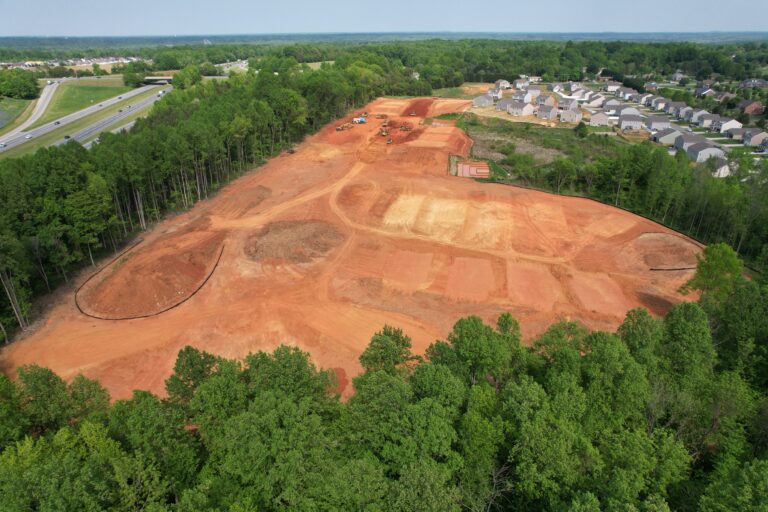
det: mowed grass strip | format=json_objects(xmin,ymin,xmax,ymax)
[
  {"xmin": 1, "ymin": 87, "xmax": 160, "ymax": 160},
  {"xmin": 0, "ymin": 98, "xmax": 33, "ymax": 135},
  {"xmin": 30, "ymin": 77, "xmax": 131, "ymax": 129}
]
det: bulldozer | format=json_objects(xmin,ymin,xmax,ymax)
[
  {"xmin": 379, "ymin": 127, "xmax": 389, "ymax": 137},
  {"xmin": 400, "ymin": 122, "xmax": 413, "ymax": 132},
  {"xmin": 336, "ymin": 123, "xmax": 354, "ymax": 132}
]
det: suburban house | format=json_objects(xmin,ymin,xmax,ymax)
[
  {"xmin": 619, "ymin": 115, "xmax": 644, "ymax": 130},
  {"xmin": 695, "ymin": 87, "xmax": 716, "ymax": 98},
  {"xmin": 652, "ymin": 98, "xmax": 670, "ymax": 111},
  {"xmin": 675, "ymin": 133, "xmax": 708, "ymax": 151},
  {"xmin": 713, "ymin": 91, "xmax": 736, "ymax": 103},
  {"xmin": 643, "ymin": 95, "xmax": 661, "ymax": 107},
  {"xmin": 615, "ymin": 105, "xmax": 642, "ymax": 117},
  {"xmin": 665, "ymin": 101, "xmax": 688, "ymax": 116},
  {"xmin": 646, "ymin": 116, "xmax": 671, "ymax": 131},
  {"xmin": 567, "ymin": 81, "xmax": 583, "ymax": 92},
  {"xmin": 637, "ymin": 93, "xmax": 654, "ymax": 105},
  {"xmin": 644, "ymin": 82, "xmax": 659, "ymax": 92},
  {"xmin": 616, "ymin": 87, "xmax": 638, "ymax": 100},
  {"xmin": 537, "ymin": 95, "xmax": 556, "ymax": 107},
  {"xmin": 677, "ymin": 106, "xmax": 693, "ymax": 120},
  {"xmin": 559, "ymin": 98, "xmax": 579, "ymax": 111},
  {"xmin": 495, "ymin": 79, "xmax": 512, "ymax": 90},
  {"xmin": 513, "ymin": 78, "xmax": 529, "ymax": 89},
  {"xmin": 687, "ymin": 142, "xmax": 725, "ymax": 163},
  {"xmin": 740, "ymin": 78, "xmax": 768, "ymax": 88},
  {"xmin": 496, "ymin": 98, "xmax": 515, "ymax": 111},
  {"xmin": 712, "ymin": 117, "xmax": 742, "ymax": 133},
  {"xmin": 744, "ymin": 129, "xmax": 768, "ymax": 147},
  {"xmin": 604, "ymin": 81, "xmax": 622, "ymax": 93},
  {"xmin": 738, "ymin": 100, "xmax": 764, "ymax": 115},
  {"xmin": 570, "ymin": 89, "xmax": 589, "ymax": 99},
  {"xmin": 761, "ymin": 139, "xmax": 768, "ymax": 153},
  {"xmin": 528, "ymin": 76, "xmax": 542, "ymax": 83},
  {"xmin": 652, "ymin": 128, "xmax": 683, "ymax": 145},
  {"xmin": 559, "ymin": 109, "xmax": 583, "ymax": 123},
  {"xmin": 589, "ymin": 112, "xmax": 611, "ymax": 127},
  {"xmin": 487, "ymin": 88, "xmax": 503, "ymax": 100},
  {"xmin": 672, "ymin": 71, "xmax": 687, "ymax": 82},
  {"xmin": 689, "ymin": 109, "xmax": 710, "ymax": 123},
  {"xmin": 727, "ymin": 128, "xmax": 747, "ymax": 141},
  {"xmin": 473, "ymin": 95, "xmax": 494, "ymax": 108},
  {"xmin": 513, "ymin": 91, "xmax": 533, "ymax": 103},
  {"xmin": 710, "ymin": 157, "xmax": 732, "ymax": 178},
  {"xmin": 508, "ymin": 101, "xmax": 535, "ymax": 117},
  {"xmin": 603, "ymin": 98, "xmax": 622, "ymax": 110},
  {"xmin": 537, "ymin": 105, "xmax": 558, "ymax": 120},
  {"xmin": 584, "ymin": 94, "xmax": 606, "ymax": 108},
  {"xmin": 527, "ymin": 86, "xmax": 542, "ymax": 99},
  {"xmin": 548, "ymin": 83, "xmax": 564, "ymax": 92},
  {"xmin": 697, "ymin": 114, "xmax": 720, "ymax": 128}
]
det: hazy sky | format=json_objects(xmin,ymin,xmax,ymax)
[{"xmin": 0, "ymin": 0, "xmax": 765, "ymax": 36}]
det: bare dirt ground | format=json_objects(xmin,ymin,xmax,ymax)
[{"xmin": 0, "ymin": 97, "xmax": 701, "ymax": 399}]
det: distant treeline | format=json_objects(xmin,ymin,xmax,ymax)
[
  {"xmin": 0, "ymin": 244, "xmax": 767, "ymax": 511},
  {"xmin": 2, "ymin": 39, "xmax": 768, "ymax": 86}
]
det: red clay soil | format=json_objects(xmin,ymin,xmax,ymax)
[{"xmin": 0, "ymin": 97, "xmax": 701, "ymax": 400}]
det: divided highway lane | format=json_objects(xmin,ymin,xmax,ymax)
[
  {"xmin": 0, "ymin": 84, "xmax": 159, "ymax": 152},
  {"xmin": 56, "ymin": 88, "xmax": 170, "ymax": 147}
]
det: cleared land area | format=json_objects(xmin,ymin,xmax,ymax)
[
  {"xmin": 0, "ymin": 97, "xmax": 701, "ymax": 401},
  {"xmin": 29, "ymin": 77, "xmax": 131, "ymax": 129}
]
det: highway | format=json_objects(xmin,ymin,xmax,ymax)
[
  {"xmin": 0, "ymin": 84, "xmax": 160, "ymax": 153},
  {"xmin": 0, "ymin": 79, "xmax": 63, "ymax": 139},
  {"xmin": 56, "ymin": 88, "xmax": 170, "ymax": 147}
]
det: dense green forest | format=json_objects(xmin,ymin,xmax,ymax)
[
  {"xmin": 457, "ymin": 115, "xmax": 768, "ymax": 263},
  {"xmin": 0, "ymin": 244, "xmax": 766, "ymax": 511}
]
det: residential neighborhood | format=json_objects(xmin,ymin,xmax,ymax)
[{"xmin": 470, "ymin": 71, "xmax": 767, "ymax": 177}]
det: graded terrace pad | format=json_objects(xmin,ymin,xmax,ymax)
[{"xmin": 1, "ymin": 97, "xmax": 701, "ymax": 400}]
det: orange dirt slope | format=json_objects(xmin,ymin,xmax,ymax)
[{"xmin": 0, "ymin": 97, "xmax": 701, "ymax": 399}]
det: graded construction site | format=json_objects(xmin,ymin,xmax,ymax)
[{"xmin": 0, "ymin": 98, "xmax": 701, "ymax": 399}]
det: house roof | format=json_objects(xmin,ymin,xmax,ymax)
[
  {"xmin": 539, "ymin": 105, "xmax": 556, "ymax": 114},
  {"xmin": 655, "ymin": 128, "xmax": 681, "ymax": 138},
  {"xmin": 688, "ymin": 142, "xmax": 719, "ymax": 154},
  {"xmin": 647, "ymin": 116, "xmax": 670, "ymax": 124},
  {"xmin": 619, "ymin": 115, "xmax": 644, "ymax": 123}
]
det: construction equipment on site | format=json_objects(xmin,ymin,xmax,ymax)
[
  {"xmin": 387, "ymin": 138, "xmax": 393, "ymax": 145},
  {"xmin": 352, "ymin": 117, "xmax": 367, "ymax": 124},
  {"xmin": 379, "ymin": 126, "xmax": 389, "ymax": 137},
  {"xmin": 336, "ymin": 123, "xmax": 354, "ymax": 131},
  {"xmin": 409, "ymin": 111, "xmax": 416, "ymax": 116},
  {"xmin": 375, "ymin": 114, "xmax": 387, "ymax": 119},
  {"xmin": 400, "ymin": 122, "xmax": 413, "ymax": 131}
]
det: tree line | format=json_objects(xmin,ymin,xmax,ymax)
[
  {"xmin": 0, "ymin": 68, "xmax": 39, "ymax": 99},
  {"xmin": 0, "ymin": 244, "xmax": 766, "ymax": 511},
  {"xmin": 0, "ymin": 55, "xmax": 426, "ymax": 341}
]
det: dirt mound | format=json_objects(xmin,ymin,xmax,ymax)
[
  {"xmin": 401, "ymin": 98, "xmax": 433, "ymax": 117},
  {"xmin": 245, "ymin": 220, "xmax": 344, "ymax": 263},
  {"xmin": 80, "ymin": 231, "xmax": 225, "ymax": 318}
]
